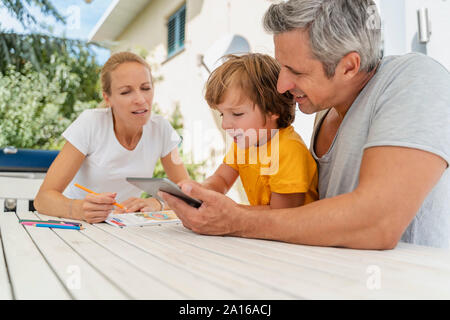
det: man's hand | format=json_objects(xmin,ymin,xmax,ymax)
[{"xmin": 159, "ymin": 183, "xmax": 244, "ymax": 235}]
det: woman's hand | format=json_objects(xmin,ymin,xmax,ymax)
[
  {"xmin": 78, "ymin": 192, "xmax": 117, "ymax": 223},
  {"xmin": 114, "ymin": 197, "xmax": 163, "ymax": 213}
]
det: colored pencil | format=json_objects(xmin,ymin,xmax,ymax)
[
  {"xmin": 19, "ymin": 219, "xmax": 81, "ymax": 227},
  {"xmin": 74, "ymin": 183, "xmax": 125, "ymax": 209},
  {"xmin": 19, "ymin": 219, "xmax": 48, "ymax": 223},
  {"xmin": 34, "ymin": 224, "xmax": 81, "ymax": 230},
  {"xmin": 48, "ymin": 220, "xmax": 82, "ymax": 227},
  {"xmin": 21, "ymin": 222, "xmax": 78, "ymax": 227}
]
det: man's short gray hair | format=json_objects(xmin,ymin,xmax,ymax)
[{"xmin": 264, "ymin": 0, "xmax": 382, "ymax": 78}]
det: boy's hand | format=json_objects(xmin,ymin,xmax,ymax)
[
  {"xmin": 114, "ymin": 197, "xmax": 162, "ymax": 213},
  {"xmin": 177, "ymin": 179, "xmax": 202, "ymax": 189}
]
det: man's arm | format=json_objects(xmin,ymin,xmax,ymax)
[{"xmin": 162, "ymin": 146, "xmax": 446, "ymax": 250}]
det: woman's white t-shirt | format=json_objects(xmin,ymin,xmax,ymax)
[{"xmin": 62, "ymin": 108, "xmax": 181, "ymax": 203}]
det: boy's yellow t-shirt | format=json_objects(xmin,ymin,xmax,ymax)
[{"xmin": 223, "ymin": 126, "xmax": 318, "ymax": 206}]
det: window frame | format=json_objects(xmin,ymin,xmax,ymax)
[{"xmin": 167, "ymin": 4, "xmax": 186, "ymax": 58}]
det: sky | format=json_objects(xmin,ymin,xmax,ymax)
[{"xmin": 0, "ymin": 0, "xmax": 114, "ymax": 64}]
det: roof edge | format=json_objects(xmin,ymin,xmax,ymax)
[{"xmin": 88, "ymin": 0, "xmax": 121, "ymax": 43}]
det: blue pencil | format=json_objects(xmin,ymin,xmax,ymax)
[{"xmin": 35, "ymin": 223, "xmax": 81, "ymax": 230}]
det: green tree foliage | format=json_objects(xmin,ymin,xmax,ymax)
[
  {"xmin": 0, "ymin": 0, "xmax": 64, "ymax": 27},
  {"xmin": 0, "ymin": 32, "xmax": 102, "ymax": 118},
  {"xmin": 0, "ymin": 0, "xmax": 102, "ymax": 149},
  {"xmin": 0, "ymin": 62, "xmax": 96, "ymax": 149}
]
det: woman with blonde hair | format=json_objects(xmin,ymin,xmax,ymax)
[{"xmin": 34, "ymin": 52, "xmax": 189, "ymax": 223}]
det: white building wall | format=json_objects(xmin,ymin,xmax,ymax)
[
  {"xmin": 379, "ymin": 0, "xmax": 450, "ymax": 70},
  {"xmin": 404, "ymin": 0, "xmax": 450, "ymax": 70}
]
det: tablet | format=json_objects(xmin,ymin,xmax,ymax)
[{"xmin": 126, "ymin": 177, "xmax": 203, "ymax": 208}]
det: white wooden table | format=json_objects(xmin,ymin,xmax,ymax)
[{"xmin": 1, "ymin": 211, "xmax": 450, "ymax": 300}]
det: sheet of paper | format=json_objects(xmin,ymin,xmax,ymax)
[{"xmin": 105, "ymin": 210, "xmax": 180, "ymax": 227}]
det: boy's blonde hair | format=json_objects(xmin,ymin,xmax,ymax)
[
  {"xmin": 205, "ymin": 53, "xmax": 295, "ymax": 128},
  {"xmin": 101, "ymin": 51, "xmax": 152, "ymax": 96}
]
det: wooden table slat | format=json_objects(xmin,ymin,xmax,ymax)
[
  {"xmin": 80, "ymin": 222, "xmax": 245, "ymax": 299},
  {"xmin": 0, "ymin": 225, "xmax": 12, "ymax": 299},
  {"xmin": 163, "ymin": 224, "xmax": 450, "ymax": 299},
  {"xmin": 94, "ymin": 222, "xmax": 294, "ymax": 299},
  {"xmin": 34, "ymin": 213, "xmax": 185, "ymax": 299},
  {"xmin": 236, "ymin": 235, "xmax": 450, "ymax": 267},
  {"xmin": 222, "ymin": 233, "xmax": 450, "ymax": 297},
  {"xmin": 16, "ymin": 211, "xmax": 128, "ymax": 300},
  {"xmin": 211, "ymin": 230, "xmax": 450, "ymax": 280},
  {"xmin": 127, "ymin": 224, "xmax": 368, "ymax": 299},
  {"xmin": 0, "ymin": 213, "xmax": 71, "ymax": 299},
  {"xmin": 2, "ymin": 211, "xmax": 450, "ymax": 300}
]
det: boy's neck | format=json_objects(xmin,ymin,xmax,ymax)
[{"xmin": 256, "ymin": 126, "xmax": 284, "ymax": 147}]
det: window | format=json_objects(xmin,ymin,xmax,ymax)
[{"xmin": 167, "ymin": 4, "xmax": 186, "ymax": 57}]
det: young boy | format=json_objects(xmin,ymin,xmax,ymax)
[{"xmin": 188, "ymin": 53, "xmax": 318, "ymax": 209}]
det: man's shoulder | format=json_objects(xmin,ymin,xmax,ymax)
[
  {"xmin": 380, "ymin": 53, "xmax": 448, "ymax": 79},
  {"xmin": 360, "ymin": 53, "xmax": 450, "ymax": 105},
  {"xmin": 383, "ymin": 52, "xmax": 429, "ymax": 64}
]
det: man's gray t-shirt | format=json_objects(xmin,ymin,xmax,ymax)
[{"xmin": 310, "ymin": 53, "xmax": 450, "ymax": 248}]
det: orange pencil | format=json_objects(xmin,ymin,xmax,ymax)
[{"xmin": 74, "ymin": 183, "xmax": 125, "ymax": 209}]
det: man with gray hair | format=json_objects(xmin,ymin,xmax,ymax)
[{"xmin": 161, "ymin": 0, "xmax": 450, "ymax": 249}]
